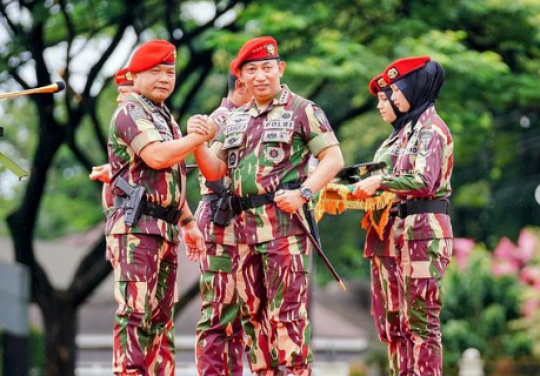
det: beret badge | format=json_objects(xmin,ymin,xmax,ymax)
[
  {"xmin": 266, "ymin": 44, "xmax": 276, "ymax": 55},
  {"xmin": 387, "ymin": 67, "xmax": 399, "ymax": 80}
]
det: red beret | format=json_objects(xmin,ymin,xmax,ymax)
[
  {"xmin": 115, "ymin": 67, "xmax": 133, "ymax": 87},
  {"xmin": 230, "ymin": 36, "xmax": 280, "ymax": 77},
  {"xmin": 128, "ymin": 40, "xmax": 176, "ymax": 74},
  {"xmin": 368, "ymin": 73, "xmax": 389, "ymax": 96},
  {"xmin": 382, "ymin": 56, "xmax": 431, "ymax": 83}
]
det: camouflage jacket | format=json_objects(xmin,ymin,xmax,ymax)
[
  {"xmin": 215, "ymin": 85, "xmax": 339, "ymax": 245},
  {"xmin": 380, "ymin": 105, "xmax": 453, "ymax": 240},
  {"xmin": 364, "ymin": 127, "xmax": 406, "ymax": 257},
  {"xmin": 196, "ymin": 98, "xmax": 236, "ymax": 245},
  {"xmin": 105, "ymin": 91, "xmax": 187, "ymax": 244}
]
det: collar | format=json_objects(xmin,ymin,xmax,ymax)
[{"xmin": 246, "ymin": 84, "xmax": 293, "ymax": 117}]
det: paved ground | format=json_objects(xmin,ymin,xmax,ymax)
[{"xmin": 1, "ymin": 230, "xmax": 379, "ymax": 375}]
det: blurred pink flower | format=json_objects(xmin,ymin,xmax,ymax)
[
  {"xmin": 492, "ymin": 258, "xmax": 520, "ymax": 276},
  {"xmin": 520, "ymin": 266, "xmax": 540, "ymax": 286},
  {"xmin": 517, "ymin": 229, "xmax": 537, "ymax": 265},
  {"xmin": 521, "ymin": 298, "xmax": 540, "ymax": 318},
  {"xmin": 453, "ymin": 238, "xmax": 475, "ymax": 270}
]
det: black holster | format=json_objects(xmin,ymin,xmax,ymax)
[{"xmin": 205, "ymin": 180, "xmax": 234, "ymax": 227}]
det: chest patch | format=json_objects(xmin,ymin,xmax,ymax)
[
  {"xmin": 223, "ymin": 134, "xmax": 243, "ymax": 149},
  {"xmin": 228, "ymin": 149, "xmax": 240, "ymax": 169},
  {"xmin": 263, "ymin": 130, "xmax": 291, "ymax": 143},
  {"xmin": 265, "ymin": 146, "xmax": 284, "ymax": 163}
]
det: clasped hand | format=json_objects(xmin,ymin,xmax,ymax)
[{"xmin": 187, "ymin": 114, "xmax": 218, "ymax": 141}]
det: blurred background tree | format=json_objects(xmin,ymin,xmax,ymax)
[{"xmin": 1, "ymin": 0, "xmax": 540, "ymax": 375}]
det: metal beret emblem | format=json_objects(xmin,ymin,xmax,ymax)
[
  {"xmin": 266, "ymin": 44, "xmax": 275, "ymax": 55},
  {"xmin": 377, "ymin": 78, "xmax": 387, "ymax": 88},
  {"xmin": 387, "ymin": 67, "xmax": 399, "ymax": 80}
]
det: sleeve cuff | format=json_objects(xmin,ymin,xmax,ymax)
[
  {"xmin": 131, "ymin": 129, "xmax": 163, "ymax": 155},
  {"xmin": 307, "ymin": 132, "xmax": 340, "ymax": 157}
]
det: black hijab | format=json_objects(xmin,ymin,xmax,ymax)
[
  {"xmin": 382, "ymin": 88, "xmax": 407, "ymax": 134},
  {"xmin": 394, "ymin": 60, "xmax": 445, "ymax": 128}
]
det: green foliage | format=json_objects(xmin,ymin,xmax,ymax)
[{"xmin": 441, "ymin": 249, "xmax": 534, "ymax": 372}]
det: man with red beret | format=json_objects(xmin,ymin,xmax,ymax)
[
  {"xmin": 354, "ymin": 56, "xmax": 453, "ymax": 376},
  {"xmin": 194, "ymin": 72, "xmax": 252, "ymax": 376},
  {"xmin": 105, "ymin": 39, "xmax": 216, "ymax": 376},
  {"xmin": 188, "ymin": 36, "xmax": 344, "ymax": 376},
  {"xmin": 89, "ymin": 67, "xmax": 134, "ymax": 210}
]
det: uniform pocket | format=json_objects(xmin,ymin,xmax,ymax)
[
  {"xmin": 114, "ymin": 263, "xmax": 149, "ymax": 314},
  {"xmin": 284, "ymin": 254, "xmax": 309, "ymax": 303},
  {"xmin": 200, "ymin": 254, "xmax": 234, "ymax": 303}
]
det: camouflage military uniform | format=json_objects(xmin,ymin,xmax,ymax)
[
  {"xmin": 380, "ymin": 106, "xmax": 453, "ymax": 376},
  {"xmin": 106, "ymin": 91, "xmax": 187, "ymax": 376},
  {"xmin": 364, "ymin": 127, "xmax": 407, "ymax": 376},
  {"xmin": 216, "ymin": 85, "xmax": 339, "ymax": 376},
  {"xmin": 195, "ymin": 98, "xmax": 245, "ymax": 376}
]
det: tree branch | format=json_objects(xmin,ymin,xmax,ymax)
[
  {"xmin": 69, "ymin": 236, "xmax": 110, "ymax": 306},
  {"xmin": 333, "ymin": 100, "xmax": 374, "ymax": 127},
  {"xmin": 176, "ymin": 62, "xmax": 213, "ymax": 117}
]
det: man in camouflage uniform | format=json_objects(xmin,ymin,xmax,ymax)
[
  {"xmin": 188, "ymin": 36, "xmax": 344, "ymax": 376},
  {"xmin": 354, "ymin": 57, "xmax": 453, "ymax": 376},
  {"xmin": 194, "ymin": 73, "xmax": 252, "ymax": 376},
  {"xmin": 89, "ymin": 67, "xmax": 134, "ymax": 211},
  {"xmin": 105, "ymin": 39, "xmax": 215, "ymax": 376}
]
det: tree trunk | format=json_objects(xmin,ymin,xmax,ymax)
[{"xmin": 42, "ymin": 295, "xmax": 77, "ymax": 376}]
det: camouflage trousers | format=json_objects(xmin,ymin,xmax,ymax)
[
  {"xmin": 397, "ymin": 234, "xmax": 453, "ymax": 376},
  {"xmin": 106, "ymin": 234, "xmax": 178, "ymax": 376},
  {"xmin": 370, "ymin": 255, "xmax": 407, "ymax": 376},
  {"xmin": 239, "ymin": 235, "xmax": 313, "ymax": 376},
  {"xmin": 195, "ymin": 241, "xmax": 244, "ymax": 376}
]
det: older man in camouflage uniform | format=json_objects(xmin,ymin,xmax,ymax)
[
  {"xmin": 355, "ymin": 57, "xmax": 453, "ymax": 376},
  {"xmin": 105, "ymin": 39, "xmax": 214, "ymax": 376},
  {"xmin": 189, "ymin": 36, "xmax": 344, "ymax": 376},
  {"xmin": 194, "ymin": 73, "xmax": 252, "ymax": 376}
]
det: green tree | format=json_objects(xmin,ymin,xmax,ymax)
[
  {"xmin": 441, "ymin": 249, "xmax": 533, "ymax": 374},
  {"xmin": 2, "ymin": 1, "xmax": 540, "ymax": 375}
]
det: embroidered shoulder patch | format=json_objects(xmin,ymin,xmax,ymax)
[
  {"xmin": 419, "ymin": 130, "xmax": 434, "ymax": 156},
  {"xmin": 313, "ymin": 106, "xmax": 329, "ymax": 128}
]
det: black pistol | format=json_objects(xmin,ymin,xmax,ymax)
[{"xmin": 114, "ymin": 177, "xmax": 146, "ymax": 227}]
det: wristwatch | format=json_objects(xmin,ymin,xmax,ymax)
[{"xmin": 298, "ymin": 186, "xmax": 314, "ymax": 202}]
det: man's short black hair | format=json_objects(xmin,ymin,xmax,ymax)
[{"xmin": 228, "ymin": 73, "xmax": 238, "ymax": 93}]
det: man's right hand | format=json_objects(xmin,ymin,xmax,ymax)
[
  {"xmin": 89, "ymin": 163, "xmax": 112, "ymax": 183},
  {"xmin": 187, "ymin": 114, "xmax": 217, "ymax": 141}
]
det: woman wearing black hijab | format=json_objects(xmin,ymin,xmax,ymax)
[
  {"xmin": 352, "ymin": 73, "xmax": 408, "ymax": 376},
  {"xmin": 354, "ymin": 57, "xmax": 454, "ymax": 376}
]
